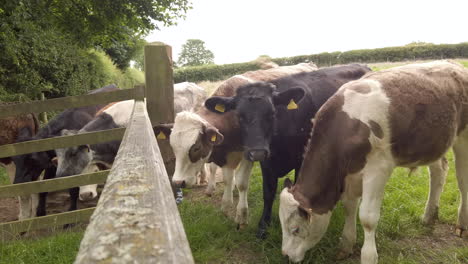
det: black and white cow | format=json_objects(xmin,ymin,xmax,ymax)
[
  {"xmin": 279, "ymin": 61, "xmax": 468, "ymax": 263},
  {"xmin": 55, "ymin": 100, "xmax": 134, "ymax": 200},
  {"xmin": 11, "ymin": 84, "xmax": 119, "ymax": 217},
  {"xmin": 205, "ymin": 64, "xmax": 371, "ymax": 238}
]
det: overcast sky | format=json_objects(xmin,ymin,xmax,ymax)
[{"xmin": 145, "ymin": 0, "xmax": 467, "ymax": 65}]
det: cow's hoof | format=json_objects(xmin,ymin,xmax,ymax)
[
  {"xmin": 256, "ymin": 228, "xmax": 268, "ymax": 239},
  {"xmin": 336, "ymin": 249, "xmax": 353, "ymax": 260},
  {"xmin": 421, "ymin": 207, "xmax": 438, "ymax": 225},
  {"xmin": 236, "ymin": 223, "xmax": 248, "ymax": 231},
  {"xmin": 455, "ymin": 227, "xmax": 467, "ymax": 238}
]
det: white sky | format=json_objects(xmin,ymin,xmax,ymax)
[{"xmin": 145, "ymin": 0, "xmax": 468, "ymax": 65}]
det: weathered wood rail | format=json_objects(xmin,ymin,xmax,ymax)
[
  {"xmin": 0, "ymin": 42, "xmax": 191, "ymax": 262},
  {"xmin": 75, "ymin": 100, "xmax": 193, "ymax": 263}
]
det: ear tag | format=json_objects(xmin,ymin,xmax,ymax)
[
  {"xmin": 211, "ymin": 134, "xmax": 217, "ymax": 142},
  {"xmin": 287, "ymin": 99, "xmax": 298, "ymax": 110},
  {"xmin": 157, "ymin": 131, "xmax": 166, "ymax": 140},
  {"xmin": 215, "ymin": 104, "xmax": 225, "ymax": 113}
]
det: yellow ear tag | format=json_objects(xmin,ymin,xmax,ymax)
[
  {"xmin": 215, "ymin": 104, "xmax": 225, "ymax": 113},
  {"xmin": 211, "ymin": 134, "xmax": 217, "ymax": 142},
  {"xmin": 157, "ymin": 131, "xmax": 166, "ymax": 140},
  {"xmin": 287, "ymin": 99, "xmax": 298, "ymax": 110}
]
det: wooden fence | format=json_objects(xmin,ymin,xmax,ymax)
[{"xmin": 0, "ymin": 42, "xmax": 192, "ymax": 262}]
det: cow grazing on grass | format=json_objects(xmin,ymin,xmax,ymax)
[
  {"xmin": 205, "ymin": 64, "xmax": 371, "ymax": 238},
  {"xmin": 11, "ymin": 84, "xmax": 119, "ymax": 218},
  {"xmin": 55, "ymin": 100, "xmax": 134, "ymax": 201},
  {"xmin": 0, "ymin": 111, "xmax": 40, "ymax": 219},
  {"xmin": 279, "ymin": 61, "xmax": 468, "ymax": 264},
  {"xmin": 154, "ymin": 63, "xmax": 318, "ymax": 228}
]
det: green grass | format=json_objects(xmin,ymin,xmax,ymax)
[
  {"xmin": 1, "ymin": 60, "xmax": 468, "ymax": 263},
  {"xmin": 0, "ymin": 167, "xmax": 9, "ymax": 186}
]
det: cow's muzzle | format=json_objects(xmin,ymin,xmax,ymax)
[
  {"xmin": 245, "ymin": 149, "xmax": 269, "ymax": 162},
  {"xmin": 173, "ymin": 180, "xmax": 186, "ymax": 188}
]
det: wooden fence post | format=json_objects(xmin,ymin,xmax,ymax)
[
  {"xmin": 39, "ymin": 93, "xmax": 48, "ymax": 123},
  {"xmin": 144, "ymin": 42, "xmax": 176, "ymax": 179}
]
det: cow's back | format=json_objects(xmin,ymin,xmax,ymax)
[{"xmin": 344, "ymin": 60, "xmax": 468, "ymax": 166}]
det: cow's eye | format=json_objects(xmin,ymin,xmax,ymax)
[{"xmin": 291, "ymin": 227, "xmax": 299, "ymax": 235}]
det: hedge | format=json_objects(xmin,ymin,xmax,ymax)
[{"xmin": 174, "ymin": 42, "xmax": 468, "ymax": 83}]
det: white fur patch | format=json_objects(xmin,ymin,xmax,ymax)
[
  {"xmin": 101, "ymin": 100, "xmax": 135, "ymax": 127},
  {"xmin": 341, "ymin": 80, "xmax": 391, "ymax": 148}
]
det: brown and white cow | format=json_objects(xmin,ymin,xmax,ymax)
[
  {"xmin": 155, "ymin": 63, "xmax": 318, "ymax": 227},
  {"xmin": 0, "ymin": 110, "xmax": 40, "ymax": 219},
  {"xmin": 279, "ymin": 60, "xmax": 468, "ymax": 263}
]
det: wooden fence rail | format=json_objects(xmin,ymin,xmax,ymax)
[
  {"xmin": 0, "ymin": 87, "xmax": 142, "ymax": 119},
  {"xmin": 75, "ymin": 100, "xmax": 193, "ymax": 263}
]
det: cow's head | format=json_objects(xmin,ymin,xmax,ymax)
[
  {"xmin": 205, "ymin": 82, "xmax": 305, "ymax": 162},
  {"xmin": 55, "ymin": 130, "xmax": 93, "ymax": 179},
  {"xmin": 279, "ymin": 179, "xmax": 332, "ymax": 263},
  {"xmin": 154, "ymin": 112, "xmax": 223, "ymax": 188},
  {"xmin": 12, "ymin": 127, "xmax": 54, "ymax": 184}
]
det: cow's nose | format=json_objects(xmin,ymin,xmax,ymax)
[
  {"xmin": 79, "ymin": 192, "xmax": 95, "ymax": 201},
  {"xmin": 173, "ymin": 180, "xmax": 186, "ymax": 188},
  {"xmin": 246, "ymin": 149, "xmax": 268, "ymax": 161},
  {"xmin": 281, "ymin": 250, "xmax": 287, "ymax": 256}
]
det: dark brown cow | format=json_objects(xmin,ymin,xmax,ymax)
[
  {"xmin": 279, "ymin": 60, "xmax": 468, "ymax": 264},
  {"xmin": 154, "ymin": 63, "xmax": 318, "ymax": 228},
  {"xmin": 0, "ymin": 109, "xmax": 40, "ymax": 219}
]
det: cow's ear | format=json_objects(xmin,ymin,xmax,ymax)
[
  {"xmin": 204, "ymin": 126, "xmax": 224, "ymax": 146},
  {"xmin": 283, "ymin": 178, "xmax": 293, "ymax": 189},
  {"xmin": 154, "ymin": 123, "xmax": 173, "ymax": 140},
  {"xmin": 273, "ymin": 87, "xmax": 305, "ymax": 110},
  {"xmin": 298, "ymin": 206, "xmax": 312, "ymax": 222},
  {"xmin": 205, "ymin": 96, "xmax": 236, "ymax": 114}
]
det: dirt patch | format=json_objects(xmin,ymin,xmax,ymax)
[
  {"xmin": 0, "ymin": 189, "xmax": 99, "ymax": 223},
  {"xmin": 398, "ymin": 223, "xmax": 467, "ymax": 250}
]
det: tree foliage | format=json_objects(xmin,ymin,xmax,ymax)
[
  {"xmin": 0, "ymin": 0, "xmax": 190, "ymax": 101},
  {"xmin": 178, "ymin": 39, "xmax": 215, "ymax": 67}
]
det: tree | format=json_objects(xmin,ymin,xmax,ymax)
[{"xmin": 178, "ymin": 39, "xmax": 215, "ymax": 67}]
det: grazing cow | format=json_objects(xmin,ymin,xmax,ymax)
[
  {"xmin": 154, "ymin": 63, "xmax": 318, "ymax": 228},
  {"xmin": 11, "ymin": 84, "xmax": 119, "ymax": 218},
  {"xmin": 205, "ymin": 64, "xmax": 371, "ymax": 238},
  {"xmin": 55, "ymin": 100, "xmax": 135, "ymax": 200},
  {"xmin": 279, "ymin": 61, "xmax": 468, "ymax": 264},
  {"xmin": 0, "ymin": 111, "xmax": 40, "ymax": 219}
]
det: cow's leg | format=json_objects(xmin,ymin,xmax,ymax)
[
  {"xmin": 234, "ymin": 159, "xmax": 253, "ymax": 229},
  {"xmin": 68, "ymin": 187, "xmax": 79, "ymax": 211},
  {"xmin": 257, "ymin": 162, "xmax": 278, "ymax": 239},
  {"xmin": 37, "ymin": 167, "xmax": 56, "ymax": 217},
  {"xmin": 453, "ymin": 141, "xmax": 468, "ymax": 238},
  {"xmin": 422, "ymin": 157, "xmax": 448, "ymax": 225},
  {"xmin": 359, "ymin": 159, "xmax": 393, "ymax": 264},
  {"xmin": 2, "ymin": 164, "xmax": 32, "ymax": 220},
  {"xmin": 198, "ymin": 164, "xmax": 207, "ymax": 185},
  {"xmin": 337, "ymin": 173, "xmax": 362, "ymax": 259},
  {"xmin": 205, "ymin": 163, "xmax": 217, "ymax": 196},
  {"xmin": 221, "ymin": 167, "xmax": 234, "ymax": 214}
]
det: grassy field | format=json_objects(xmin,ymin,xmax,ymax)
[{"xmin": 1, "ymin": 60, "xmax": 467, "ymax": 264}]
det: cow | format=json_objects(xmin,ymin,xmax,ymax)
[
  {"xmin": 205, "ymin": 64, "xmax": 371, "ymax": 238},
  {"xmin": 154, "ymin": 63, "xmax": 318, "ymax": 228},
  {"xmin": 279, "ymin": 60, "xmax": 468, "ymax": 264},
  {"xmin": 11, "ymin": 84, "xmax": 119, "ymax": 218},
  {"xmin": 0, "ymin": 110, "xmax": 40, "ymax": 219},
  {"xmin": 55, "ymin": 100, "xmax": 134, "ymax": 201}
]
